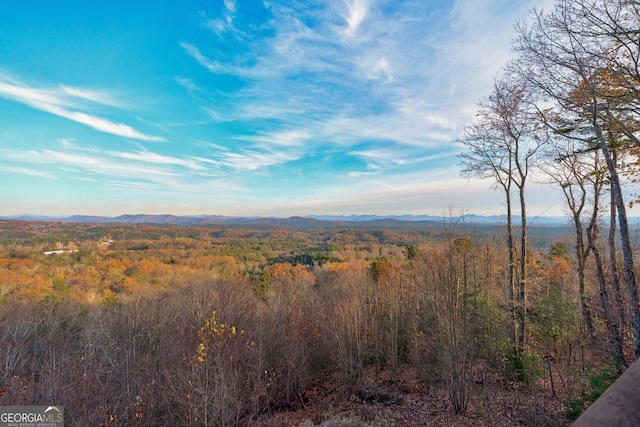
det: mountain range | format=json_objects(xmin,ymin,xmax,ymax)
[{"xmin": 0, "ymin": 213, "xmax": 575, "ymax": 228}]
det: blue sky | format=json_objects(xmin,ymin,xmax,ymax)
[{"xmin": 0, "ymin": 0, "xmax": 559, "ymax": 217}]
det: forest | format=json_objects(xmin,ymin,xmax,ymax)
[{"xmin": 0, "ymin": 216, "xmax": 623, "ymax": 426}]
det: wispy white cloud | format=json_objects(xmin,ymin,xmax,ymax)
[
  {"xmin": 0, "ymin": 165, "xmax": 55, "ymax": 179},
  {"xmin": 180, "ymin": 42, "xmax": 229, "ymax": 74},
  {"xmin": 217, "ymin": 149, "xmax": 300, "ymax": 172},
  {"xmin": 342, "ymin": 0, "xmax": 369, "ymax": 36},
  {"xmin": 425, "ymin": 0, "xmax": 550, "ymax": 111},
  {"xmin": 0, "ymin": 77, "xmax": 163, "ymax": 141},
  {"xmin": 0, "ymin": 139, "xmax": 297, "ymax": 197},
  {"xmin": 223, "ymin": 0, "xmax": 236, "ymax": 14},
  {"xmin": 183, "ymin": 2, "xmax": 466, "ymax": 151},
  {"xmin": 177, "ymin": 0, "xmax": 543, "ymax": 203},
  {"xmin": 0, "ymin": 0, "xmax": 555, "ymax": 216},
  {"xmin": 0, "ymin": 0, "xmax": 564, "ymax": 217},
  {"xmin": 59, "ymin": 85, "xmax": 124, "ymax": 108},
  {"xmin": 348, "ymin": 148, "xmax": 406, "ymax": 168},
  {"xmin": 0, "ymin": 145, "xmax": 227, "ymax": 198},
  {"xmin": 104, "ymin": 176, "xmax": 245, "ymax": 197},
  {"xmin": 60, "ymin": 110, "xmax": 164, "ymax": 141},
  {"xmin": 368, "ymin": 57, "xmax": 393, "ymax": 82},
  {"xmin": 205, "ymin": 19, "xmax": 227, "ymax": 35},
  {"xmin": 369, "ymin": 180, "xmax": 398, "ymax": 190},
  {"xmin": 348, "ymin": 169, "xmax": 379, "ymax": 177},
  {"xmin": 204, "ymin": 0, "xmax": 237, "ymax": 35},
  {"xmin": 6, "ymin": 149, "xmax": 178, "ymax": 179},
  {"xmin": 188, "ymin": 6, "xmax": 344, "ymax": 82},
  {"xmin": 237, "ymin": 129, "xmax": 311, "ymax": 148},
  {"xmin": 57, "ymin": 138, "xmax": 77, "ymax": 149},
  {"xmin": 175, "ymin": 77, "xmax": 202, "ymax": 94},
  {"xmin": 110, "ymin": 150, "xmax": 205, "ymax": 171}
]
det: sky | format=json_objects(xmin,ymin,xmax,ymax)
[{"xmin": 0, "ymin": 0, "xmax": 564, "ymax": 217}]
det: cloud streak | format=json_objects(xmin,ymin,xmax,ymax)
[
  {"xmin": 0, "ymin": 165, "xmax": 55, "ymax": 179},
  {"xmin": 0, "ymin": 77, "xmax": 163, "ymax": 142},
  {"xmin": 110, "ymin": 150, "xmax": 205, "ymax": 171},
  {"xmin": 180, "ymin": 43, "xmax": 229, "ymax": 74},
  {"xmin": 0, "ymin": 138, "xmax": 298, "ymax": 197}
]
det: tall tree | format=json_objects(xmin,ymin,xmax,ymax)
[
  {"xmin": 540, "ymin": 139, "xmax": 598, "ymax": 341},
  {"xmin": 459, "ymin": 95, "xmax": 516, "ymax": 346},
  {"xmin": 459, "ymin": 75, "xmax": 546, "ymax": 348},
  {"xmin": 541, "ymin": 138, "xmax": 627, "ymax": 366},
  {"xmin": 512, "ymin": 0, "xmax": 640, "ymax": 359}
]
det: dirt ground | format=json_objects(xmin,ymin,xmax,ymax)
[{"xmin": 252, "ymin": 365, "xmax": 569, "ymax": 427}]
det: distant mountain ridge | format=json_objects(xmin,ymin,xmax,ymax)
[
  {"xmin": 0, "ymin": 213, "xmax": 576, "ymax": 227},
  {"xmin": 306, "ymin": 214, "xmax": 572, "ymax": 226}
]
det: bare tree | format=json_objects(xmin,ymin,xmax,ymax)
[
  {"xmin": 540, "ymin": 139, "xmax": 598, "ymax": 341},
  {"xmin": 459, "ymin": 115, "xmax": 517, "ymax": 346},
  {"xmin": 459, "ymin": 74, "xmax": 547, "ymax": 348},
  {"xmin": 608, "ymin": 151, "xmax": 627, "ymax": 364},
  {"xmin": 512, "ymin": 0, "xmax": 640, "ymax": 359},
  {"xmin": 541, "ymin": 138, "xmax": 628, "ymax": 367}
]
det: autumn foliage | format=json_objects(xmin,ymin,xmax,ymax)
[{"xmin": 0, "ymin": 219, "xmax": 626, "ymax": 425}]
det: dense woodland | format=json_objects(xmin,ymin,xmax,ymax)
[
  {"xmin": 4, "ymin": 0, "xmax": 640, "ymax": 425},
  {"xmin": 0, "ymin": 217, "xmax": 624, "ymax": 426}
]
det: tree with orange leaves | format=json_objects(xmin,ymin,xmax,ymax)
[{"xmin": 261, "ymin": 262, "xmax": 314, "ymax": 302}]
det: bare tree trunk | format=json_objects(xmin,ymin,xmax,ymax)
[
  {"xmin": 609, "ymin": 162, "xmax": 626, "ymax": 354},
  {"xmin": 574, "ymin": 213, "xmax": 597, "ymax": 342},
  {"xmin": 517, "ymin": 181, "xmax": 527, "ymax": 349},
  {"xmin": 542, "ymin": 141, "xmax": 598, "ymax": 341},
  {"xmin": 506, "ymin": 190, "xmax": 518, "ymax": 347},
  {"xmin": 595, "ymin": 122, "xmax": 640, "ymax": 359},
  {"xmin": 587, "ymin": 214, "xmax": 627, "ymax": 370}
]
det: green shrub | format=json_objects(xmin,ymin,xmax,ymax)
[
  {"xmin": 503, "ymin": 346, "xmax": 542, "ymax": 384},
  {"xmin": 562, "ymin": 367, "xmax": 619, "ymax": 421}
]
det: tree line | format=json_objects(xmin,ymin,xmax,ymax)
[
  {"xmin": 0, "ymin": 216, "xmax": 611, "ymax": 425},
  {"xmin": 459, "ymin": 0, "xmax": 640, "ymax": 370}
]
